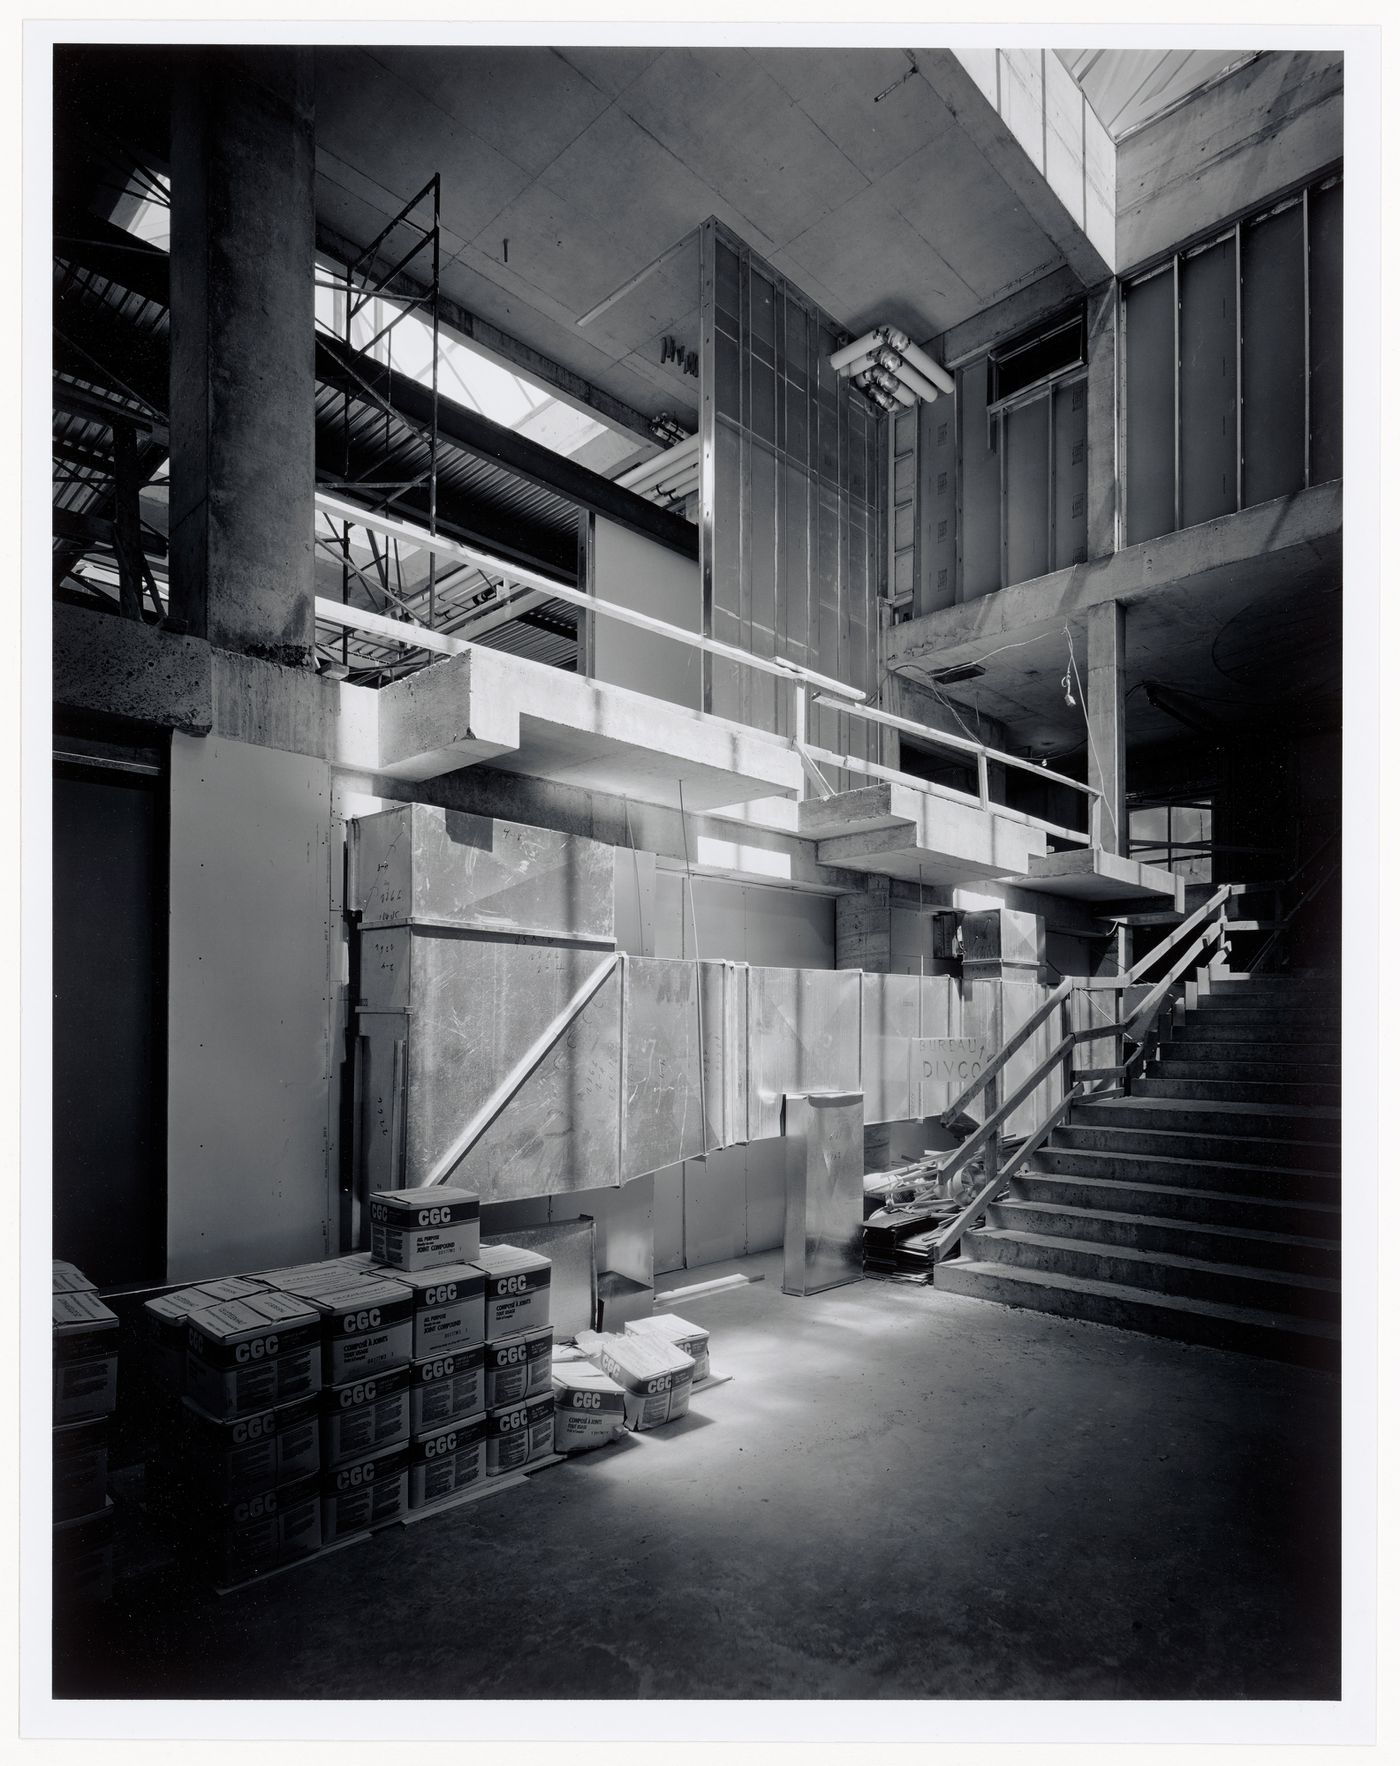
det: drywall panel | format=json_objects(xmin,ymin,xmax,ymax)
[
  {"xmin": 1307, "ymin": 178, "xmax": 1343, "ymax": 486},
  {"xmin": 1123, "ymin": 267, "xmax": 1176, "ymax": 544},
  {"xmin": 1051, "ymin": 377, "xmax": 1088, "ymax": 569},
  {"xmin": 1178, "ymin": 238, "xmax": 1238, "ymax": 529},
  {"xmin": 683, "ymin": 1146, "xmax": 748, "ymax": 1267},
  {"xmin": 651, "ymin": 1163, "xmax": 686, "ymax": 1274},
  {"xmin": 1242, "ymin": 202, "xmax": 1306, "ymax": 508},
  {"xmin": 656, "ymin": 869, "xmax": 835, "ymax": 969},
  {"xmin": 1004, "ymin": 395, "xmax": 1050, "ymax": 586},
  {"xmin": 958, "ymin": 358, "xmax": 1001, "ymax": 598},
  {"xmin": 167, "ymin": 734, "xmax": 332, "ymax": 1280},
  {"xmin": 591, "ymin": 515, "xmax": 702, "ymax": 711}
]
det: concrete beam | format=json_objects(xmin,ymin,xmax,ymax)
[
  {"xmin": 169, "ymin": 48, "xmax": 317, "ymax": 665},
  {"xmin": 1117, "ymin": 52, "xmax": 1343, "ymax": 274},
  {"xmin": 921, "ymin": 50, "xmax": 1113, "ymax": 289},
  {"xmin": 374, "ymin": 640, "xmax": 804, "ymax": 811},
  {"xmin": 805, "ymin": 780, "xmax": 1047, "ymax": 886},
  {"xmin": 887, "ymin": 479, "xmax": 1342, "ymax": 674},
  {"xmin": 53, "ymin": 602, "xmax": 213, "ymax": 734}
]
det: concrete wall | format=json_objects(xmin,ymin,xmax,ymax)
[
  {"xmin": 1116, "ymin": 52, "xmax": 1343, "ymax": 271},
  {"xmin": 166, "ymin": 733, "xmax": 333, "ymax": 1279}
]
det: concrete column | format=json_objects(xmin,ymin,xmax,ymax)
[
  {"xmin": 1086, "ymin": 600, "xmax": 1127, "ymax": 855},
  {"xmin": 1085, "ymin": 282, "xmax": 1118, "ymax": 561},
  {"xmin": 168, "ymin": 48, "xmax": 316, "ymax": 664},
  {"xmin": 835, "ymin": 878, "xmax": 892, "ymax": 973},
  {"xmin": 961, "ymin": 908, "xmax": 1051, "ymax": 1137}
]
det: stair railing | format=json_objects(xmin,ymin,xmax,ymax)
[
  {"xmin": 923, "ymin": 882, "xmax": 1246, "ymax": 1265},
  {"xmin": 1244, "ymin": 829, "xmax": 1340, "ymax": 974}
]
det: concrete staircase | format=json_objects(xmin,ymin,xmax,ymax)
[{"xmin": 935, "ymin": 973, "xmax": 1341, "ymax": 1367}]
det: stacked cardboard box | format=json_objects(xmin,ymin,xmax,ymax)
[
  {"xmin": 52, "ymin": 1263, "xmax": 118, "ymax": 1605},
  {"xmin": 473, "ymin": 1243, "xmax": 555, "ymax": 1476},
  {"xmin": 180, "ymin": 1290, "xmax": 327, "ymax": 1584}
]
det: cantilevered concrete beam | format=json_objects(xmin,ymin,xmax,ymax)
[
  {"xmin": 887, "ymin": 480, "xmax": 1342, "ymax": 676},
  {"xmin": 920, "ymin": 50, "xmax": 1114, "ymax": 288}
]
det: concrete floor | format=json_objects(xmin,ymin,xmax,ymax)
[{"xmin": 54, "ymin": 1250, "xmax": 1341, "ymax": 1702}]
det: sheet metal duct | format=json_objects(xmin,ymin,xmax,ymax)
[
  {"xmin": 781, "ymin": 1091, "xmax": 865, "ymax": 1295},
  {"xmin": 746, "ymin": 967, "xmax": 862, "ymax": 1142},
  {"xmin": 351, "ymin": 802, "xmax": 616, "ymax": 943}
]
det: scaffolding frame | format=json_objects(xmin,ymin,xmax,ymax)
[{"xmin": 318, "ymin": 174, "xmax": 442, "ymax": 678}]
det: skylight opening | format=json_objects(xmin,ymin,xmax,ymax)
[{"xmin": 314, "ymin": 261, "xmax": 617, "ymax": 462}]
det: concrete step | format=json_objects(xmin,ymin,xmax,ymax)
[
  {"xmin": 1011, "ymin": 1171, "xmax": 1341, "ymax": 1238},
  {"xmin": 987, "ymin": 1197, "xmax": 1341, "ymax": 1277},
  {"xmin": 1188, "ymin": 1001, "xmax": 1341, "ymax": 1026},
  {"xmin": 1029, "ymin": 1145, "xmax": 1339, "ymax": 1201},
  {"xmin": 1161, "ymin": 1037, "xmax": 1341, "ymax": 1063},
  {"xmin": 1151, "ymin": 1054, "xmax": 1342, "ymax": 1084},
  {"xmin": 933, "ymin": 1259, "xmax": 1341, "ymax": 1368},
  {"xmin": 1053, "ymin": 1122, "xmax": 1340, "ymax": 1170},
  {"xmin": 1133, "ymin": 1076, "xmax": 1341, "ymax": 1107},
  {"xmin": 1071, "ymin": 1097, "xmax": 1340, "ymax": 1142},
  {"xmin": 962, "ymin": 1226, "xmax": 1341, "ymax": 1321},
  {"xmin": 1164, "ymin": 1019, "xmax": 1342, "ymax": 1046}
]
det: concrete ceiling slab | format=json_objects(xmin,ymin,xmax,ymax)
[
  {"xmin": 874, "ymin": 136, "xmax": 1064, "ymax": 308},
  {"xmin": 315, "ymin": 51, "xmax": 531, "ymax": 244},
  {"xmin": 762, "ymin": 48, "xmax": 961, "ymax": 182},
  {"xmin": 779, "ymin": 190, "xmax": 979, "ymax": 337},
  {"xmin": 617, "ymin": 48, "xmax": 871, "ymax": 248},
  {"xmin": 370, "ymin": 47, "xmax": 612, "ymax": 180},
  {"xmin": 554, "ymin": 47, "xmax": 667, "ymax": 100},
  {"xmin": 310, "ymin": 45, "xmax": 1090, "ymax": 423}
]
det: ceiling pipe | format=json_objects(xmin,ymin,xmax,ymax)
[
  {"xmin": 829, "ymin": 329, "xmax": 886, "ymax": 374},
  {"xmin": 616, "ymin": 433, "xmax": 700, "ymax": 492},
  {"xmin": 879, "ymin": 329, "xmax": 955, "ymax": 396},
  {"xmin": 858, "ymin": 367, "xmax": 916, "ymax": 408},
  {"xmin": 890, "ymin": 358, "xmax": 942, "ymax": 403}
]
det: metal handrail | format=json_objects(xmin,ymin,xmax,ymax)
[
  {"xmin": 1083, "ymin": 881, "xmax": 1241, "ymax": 989},
  {"xmin": 939, "ymin": 978, "xmax": 1073, "ymax": 1128},
  {"xmin": 315, "ymin": 491, "xmax": 867, "ymax": 704}
]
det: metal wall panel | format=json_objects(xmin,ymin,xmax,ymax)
[
  {"xmin": 1178, "ymin": 239, "xmax": 1238, "ymax": 528},
  {"xmin": 1124, "ymin": 267, "xmax": 1177, "ymax": 545},
  {"xmin": 746, "ymin": 966, "xmax": 862, "ymax": 1141},
  {"xmin": 1242, "ymin": 203, "xmax": 1306, "ymax": 507},
  {"xmin": 700, "ymin": 220, "xmax": 882, "ymax": 758},
  {"xmin": 352, "ymin": 803, "xmax": 615, "ymax": 942},
  {"xmin": 1307, "ymin": 178, "xmax": 1343, "ymax": 486}
]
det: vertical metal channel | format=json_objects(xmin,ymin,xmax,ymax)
[
  {"xmin": 1172, "ymin": 254, "xmax": 1182, "ymax": 532},
  {"xmin": 1302, "ymin": 186, "xmax": 1312, "ymax": 489},
  {"xmin": 698, "ymin": 219, "xmax": 717, "ymax": 714},
  {"xmin": 1234, "ymin": 222, "xmax": 1244, "ymax": 516}
]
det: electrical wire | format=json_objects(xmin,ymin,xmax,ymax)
[{"xmin": 1064, "ymin": 624, "xmax": 1118, "ymax": 852}]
